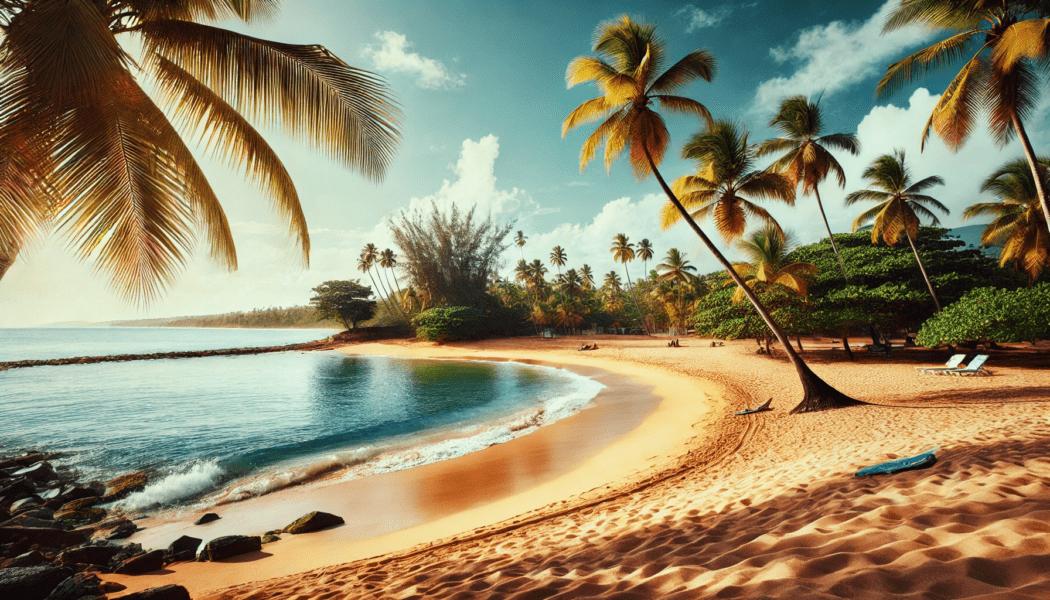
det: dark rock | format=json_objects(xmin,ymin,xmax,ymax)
[
  {"xmin": 164, "ymin": 536, "xmax": 201, "ymax": 563},
  {"xmin": 193, "ymin": 513, "xmax": 220, "ymax": 525},
  {"xmin": 100, "ymin": 581, "xmax": 126, "ymax": 593},
  {"xmin": 0, "ymin": 526, "xmax": 90, "ymax": 550},
  {"xmin": 0, "ymin": 565, "xmax": 73, "ymax": 600},
  {"xmin": 114, "ymin": 550, "xmax": 164, "ymax": 575},
  {"xmin": 40, "ymin": 499, "xmax": 65, "ymax": 512},
  {"xmin": 58, "ymin": 485, "xmax": 102, "ymax": 504},
  {"xmin": 104, "ymin": 519, "xmax": 138, "ymax": 540},
  {"xmin": 0, "ymin": 453, "xmax": 46, "ymax": 471},
  {"xmin": 0, "ymin": 516, "xmax": 61, "ymax": 529},
  {"xmin": 197, "ymin": 535, "xmax": 261, "ymax": 561},
  {"xmin": 58, "ymin": 497, "xmax": 102, "ymax": 512},
  {"xmin": 43, "ymin": 571, "xmax": 101, "ymax": 600},
  {"xmin": 11, "ymin": 496, "xmax": 43, "ymax": 514},
  {"xmin": 260, "ymin": 532, "xmax": 280, "ymax": 544},
  {"xmin": 57, "ymin": 545, "xmax": 121, "ymax": 567},
  {"xmin": 1, "ymin": 550, "xmax": 49, "ymax": 568},
  {"xmin": 102, "ymin": 473, "xmax": 148, "ymax": 502},
  {"xmin": 88, "ymin": 517, "xmax": 137, "ymax": 541},
  {"xmin": 14, "ymin": 462, "xmax": 58, "ymax": 482},
  {"xmin": 112, "ymin": 584, "xmax": 192, "ymax": 600},
  {"xmin": 282, "ymin": 511, "xmax": 344, "ymax": 534},
  {"xmin": 39, "ymin": 488, "xmax": 63, "ymax": 500},
  {"xmin": 106, "ymin": 543, "xmax": 143, "ymax": 569},
  {"xmin": 0, "ymin": 478, "xmax": 37, "ymax": 502},
  {"xmin": 19, "ymin": 508, "xmax": 55, "ymax": 520},
  {"xmin": 53, "ymin": 507, "xmax": 106, "ymax": 526}
]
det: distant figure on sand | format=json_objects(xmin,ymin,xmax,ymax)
[
  {"xmin": 668, "ymin": 339, "xmax": 682, "ymax": 347},
  {"xmin": 578, "ymin": 343, "xmax": 598, "ymax": 352}
]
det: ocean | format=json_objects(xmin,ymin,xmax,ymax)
[{"xmin": 0, "ymin": 327, "xmax": 603, "ymax": 514}]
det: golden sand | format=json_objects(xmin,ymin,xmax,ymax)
[{"xmin": 106, "ymin": 336, "xmax": 1050, "ymax": 599}]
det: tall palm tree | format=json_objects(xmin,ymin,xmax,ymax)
[
  {"xmin": 515, "ymin": 230, "xmax": 528, "ymax": 261},
  {"xmin": 527, "ymin": 259, "xmax": 548, "ymax": 300},
  {"xmin": 656, "ymin": 248, "xmax": 697, "ymax": 332},
  {"xmin": 360, "ymin": 245, "xmax": 394, "ymax": 319},
  {"xmin": 729, "ymin": 227, "xmax": 817, "ymax": 303},
  {"xmin": 357, "ymin": 255, "xmax": 390, "ymax": 322},
  {"xmin": 0, "ymin": 1, "xmax": 401, "ymax": 302},
  {"xmin": 579, "ymin": 264, "xmax": 595, "ymax": 290},
  {"xmin": 565, "ymin": 15, "xmax": 859, "ymax": 412},
  {"xmin": 549, "ymin": 246, "xmax": 567, "ymax": 276},
  {"xmin": 757, "ymin": 95, "xmax": 859, "ymax": 280},
  {"xmin": 847, "ymin": 150, "xmax": 949, "ymax": 311},
  {"xmin": 559, "ymin": 268, "xmax": 584, "ymax": 298},
  {"xmin": 637, "ymin": 239, "xmax": 654, "ymax": 276},
  {"xmin": 379, "ymin": 248, "xmax": 411, "ymax": 323},
  {"xmin": 878, "ymin": 0, "xmax": 1050, "ymax": 232},
  {"xmin": 964, "ymin": 157, "xmax": 1050, "ymax": 284},
  {"xmin": 610, "ymin": 233, "xmax": 650, "ymax": 335}
]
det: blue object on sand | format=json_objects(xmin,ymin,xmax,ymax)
[{"xmin": 855, "ymin": 448, "xmax": 938, "ymax": 477}]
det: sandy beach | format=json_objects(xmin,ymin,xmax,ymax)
[{"xmin": 105, "ymin": 335, "xmax": 1050, "ymax": 599}]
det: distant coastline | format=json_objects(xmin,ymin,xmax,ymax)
[{"xmin": 104, "ymin": 305, "xmax": 344, "ymax": 330}]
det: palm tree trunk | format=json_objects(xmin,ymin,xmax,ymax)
[
  {"xmin": 365, "ymin": 269, "xmax": 394, "ymax": 320},
  {"xmin": 1011, "ymin": 112, "xmax": 1050, "ymax": 234},
  {"xmin": 644, "ymin": 147, "xmax": 861, "ymax": 413},
  {"xmin": 813, "ymin": 185, "xmax": 849, "ymax": 281},
  {"xmin": 902, "ymin": 228, "xmax": 942, "ymax": 312},
  {"xmin": 622, "ymin": 264, "xmax": 651, "ymax": 336},
  {"xmin": 383, "ymin": 268, "xmax": 412, "ymax": 325}
]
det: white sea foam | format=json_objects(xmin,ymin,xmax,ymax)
[
  {"xmin": 116, "ymin": 460, "xmax": 224, "ymax": 511},
  {"xmin": 211, "ymin": 446, "xmax": 382, "ymax": 505}
]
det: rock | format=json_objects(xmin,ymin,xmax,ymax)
[
  {"xmin": 11, "ymin": 496, "xmax": 43, "ymax": 514},
  {"xmin": 282, "ymin": 511, "xmax": 344, "ymax": 534},
  {"xmin": 0, "ymin": 526, "xmax": 90, "ymax": 550},
  {"xmin": 57, "ymin": 545, "xmax": 121, "ymax": 567},
  {"xmin": 260, "ymin": 532, "xmax": 280, "ymax": 544},
  {"xmin": 90, "ymin": 517, "xmax": 137, "ymax": 541},
  {"xmin": 43, "ymin": 571, "xmax": 102, "ymax": 600},
  {"xmin": 197, "ymin": 536, "xmax": 261, "ymax": 561},
  {"xmin": 1, "ymin": 550, "xmax": 49, "ymax": 568},
  {"xmin": 39, "ymin": 488, "xmax": 63, "ymax": 500},
  {"xmin": 193, "ymin": 513, "xmax": 220, "ymax": 525},
  {"xmin": 100, "ymin": 581, "xmax": 126, "ymax": 593},
  {"xmin": 14, "ymin": 462, "xmax": 58, "ymax": 482},
  {"xmin": 58, "ymin": 497, "xmax": 101, "ymax": 512},
  {"xmin": 0, "ymin": 516, "xmax": 61, "ymax": 529},
  {"xmin": 19, "ymin": 508, "xmax": 55, "ymax": 520},
  {"xmin": 58, "ymin": 485, "xmax": 102, "ymax": 504},
  {"xmin": 53, "ymin": 507, "xmax": 106, "ymax": 526},
  {"xmin": 102, "ymin": 472, "xmax": 148, "ymax": 503},
  {"xmin": 112, "ymin": 584, "xmax": 192, "ymax": 600},
  {"xmin": 0, "ymin": 479, "xmax": 37, "ymax": 504},
  {"xmin": 0, "ymin": 565, "xmax": 73, "ymax": 600},
  {"xmin": 114, "ymin": 550, "xmax": 164, "ymax": 575},
  {"xmin": 164, "ymin": 536, "xmax": 201, "ymax": 563}
]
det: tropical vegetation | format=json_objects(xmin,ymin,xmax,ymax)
[{"xmin": 916, "ymin": 283, "xmax": 1050, "ymax": 347}]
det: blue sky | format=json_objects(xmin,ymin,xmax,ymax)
[{"xmin": 2, "ymin": 0, "xmax": 1044, "ymax": 325}]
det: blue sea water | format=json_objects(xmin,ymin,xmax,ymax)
[{"xmin": 0, "ymin": 328, "xmax": 602, "ymax": 512}]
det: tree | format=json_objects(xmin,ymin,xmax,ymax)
[
  {"xmin": 610, "ymin": 233, "xmax": 650, "ymax": 334},
  {"xmin": 389, "ymin": 202, "xmax": 512, "ymax": 308},
  {"xmin": 729, "ymin": 227, "xmax": 816, "ymax": 303},
  {"xmin": 0, "ymin": 1, "xmax": 401, "ymax": 301},
  {"xmin": 757, "ymin": 95, "xmax": 860, "ymax": 280},
  {"xmin": 963, "ymin": 157, "xmax": 1049, "ymax": 284},
  {"xmin": 916, "ymin": 283, "xmax": 1050, "ymax": 347},
  {"xmin": 878, "ymin": 0, "xmax": 1050, "ymax": 232},
  {"xmin": 359, "ymin": 244, "xmax": 394, "ymax": 319},
  {"xmin": 637, "ymin": 239, "xmax": 654, "ymax": 274},
  {"xmin": 310, "ymin": 280, "xmax": 376, "ymax": 331},
  {"xmin": 579, "ymin": 264, "xmax": 595, "ymax": 290},
  {"xmin": 379, "ymin": 248, "xmax": 411, "ymax": 323},
  {"xmin": 847, "ymin": 150, "xmax": 949, "ymax": 311},
  {"xmin": 564, "ymin": 15, "xmax": 860, "ymax": 413},
  {"xmin": 656, "ymin": 248, "xmax": 697, "ymax": 332}
]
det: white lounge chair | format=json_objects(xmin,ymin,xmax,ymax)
[
  {"xmin": 916, "ymin": 354, "xmax": 965, "ymax": 375},
  {"xmin": 948, "ymin": 354, "xmax": 990, "ymax": 377}
]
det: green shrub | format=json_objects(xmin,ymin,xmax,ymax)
[
  {"xmin": 916, "ymin": 283, "xmax": 1050, "ymax": 347},
  {"xmin": 413, "ymin": 307, "xmax": 487, "ymax": 341}
]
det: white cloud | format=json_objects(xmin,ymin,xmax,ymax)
[
  {"xmin": 361, "ymin": 31, "xmax": 466, "ymax": 90},
  {"xmin": 752, "ymin": 0, "xmax": 934, "ymax": 115},
  {"xmin": 677, "ymin": 4, "xmax": 732, "ymax": 32}
]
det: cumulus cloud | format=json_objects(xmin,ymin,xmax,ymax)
[
  {"xmin": 752, "ymin": 0, "xmax": 934, "ymax": 115},
  {"xmin": 361, "ymin": 31, "xmax": 465, "ymax": 89},
  {"xmin": 677, "ymin": 4, "xmax": 732, "ymax": 32}
]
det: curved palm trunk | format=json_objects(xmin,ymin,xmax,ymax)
[
  {"xmin": 365, "ymin": 269, "xmax": 394, "ymax": 320},
  {"xmin": 902, "ymin": 228, "xmax": 942, "ymax": 312},
  {"xmin": 813, "ymin": 186, "xmax": 849, "ymax": 281},
  {"xmin": 622, "ymin": 264, "xmax": 651, "ymax": 336},
  {"xmin": 1011, "ymin": 113, "xmax": 1050, "ymax": 234},
  {"xmin": 644, "ymin": 147, "xmax": 861, "ymax": 413},
  {"xmin": 382, "ymin": 268, "xmax": 412, "ymax": 325}
]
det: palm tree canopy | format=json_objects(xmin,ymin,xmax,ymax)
[
  {"xmin": 550, "ymin": 245, "xmax": 567, "ymax": 267},
  {"xmin": 562, "ymin": 14, "xmax": 716, "ymax": 179},
  {"xmin": 728, "ymin": 226, "xmax": 817, "ymax": 302},
  {"xmin": 610, "ymin": 233, "xmax": 635, "ymax": 263},
  {"xmin": 379, "ymin": 248, "xmax": 397, "ymax": 269},
  {"xmin": 846, "ymin": 150, "xmax": 949, "ymax": 245},
  {"xmin": 637, "ymin": 238, "xmax": 654, "ymax": 263},
  {"xmin": 757, "ymin": 95, "xmax": 860, "ymax": 193},
  {"xmin": 579, "ymin": 264, "xmax": 595, "ymax": 289},
  {"xmin": 515, "ymin": 230, "xmax": 527, "ymax": 248},
  {"xmin": 0, "ymin": 0, "xmax": 401, "ymax": 302},
  {"xmin": 656, "ymin": 248, "xmax": 697, "ymax": 283},
  {"xmin": 663, "ymin": 120, "xmax": 795, "ymax": 242},
  {"xmin": 603, "ymin": 270, "xmax": 622, "ymax": 291},
  {"xmin": 964, "ymin": 156, "xmax": 1049, "ymax": 280}
]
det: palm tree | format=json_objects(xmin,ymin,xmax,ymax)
[
  {"xmin": 964, "ymin": 157, "xmax": 1050, "ymax": 284},
  {"xmin": 663, "ymin": 120, "xmax": 795, "ymax": 242},
  {"xmin": 757, "ymin": 95, "xmax": 859, "ymax": 280},
  {"xmin": 559, "ymin": 268, "xmax": 584, "ymax": 298},
  {"xmin": 603, "ymin": 271, "xmax": 622, "ymax": 292},
  {"xmin": 579, "ymin": 264, "xmax": 595, "ymax": 290},
  {"xmin": 565, "ymin": 15, "xmax": 859, "ymax": 412},
  {"xmin": 515, "ymin": 231, "xmax": 527, "ymax": 261},
  {"xmin": 527, "ymin": 259, "xmax": 549, "ymax": 300},
  {"xmin": 637, "ymin": 239, "xmax": 655, "ymax": 275},
  {"xmin": 878, "ymin": 0, "xmax": 1050, "ymax": 232},
  {"xmin": 610, "ymin": 233, "xmax": 650, "ymax": 335},
  {"xmin": 379, "ymin": 248, "xmax": 411, "ymax": 323},
  {"xmin": 729, "ymin": 227, "xmax": 817, "ymax": 303},
  {"xmin": 549, "ymin": 246, "xmax": 567, "ymax": 276},
  {"xmin": 360, "ymin": 245, "xmax": 394, "ymax": 319},
  {"xmin": 656, "ymin": 248, "xmax": 697, "ymax": 332},
  {"xmin": 847, "ymin": 150, "xmax": 949, "ymax": 311},
  {"xmin": 0, "ymin": 1, "xmax": 400, "ymax": 302}
]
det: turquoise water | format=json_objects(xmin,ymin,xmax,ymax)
[{"xmin": 0, "ymin": 328, "xmax": 602, "ymax": 512}]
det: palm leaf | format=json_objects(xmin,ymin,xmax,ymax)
[
  {"xmin": 877, "ymin": 30, "xmax": 979, "ymax": 97},
  {"xmin": 648, "ymin": 49, "xmax": 717, "ymax": 93},
  {"xmin": 562, "ymin": 96, "xmax": 613, "ymax": 136},
  {"xmin": 565, "ymin": 56, "xmax": 619, "ymax": 87},
  {"xmin": 992, "ymin": 19, "xmax": 1050, "ymax": 73},
  {"xmin": 652, "ymin": 95, "xmax": 713, "ymax": 126},
  {"xmin": 921, "ymin": 52, "xmax": 987, "ymax": 151},
  {"xmin": 845, "ymin": 189, "xmax": 892, "ymax": 206},
  {"xmin": 987, "ymin": 59, "xmax": 1039, "ymax": 148},
  {"xmin": 578, "ymin": 106, "xmax": 624, "ymax": 171}
]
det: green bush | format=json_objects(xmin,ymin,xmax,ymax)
[
  {"xmin": 413, "ymin": 307, "xmax": 487, "ymax": 341},
  {"xmin": 916, "ymin": 283, "xmax": 1050, "ymax": 347}
]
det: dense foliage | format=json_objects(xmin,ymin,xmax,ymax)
[
  {"xmin": 309, "ymin": 280, "xmax": 377, "ymax": 331},
  {"xmin": 916, "ymin": 284, "xmax": 1050, "ymax": 347},
  {"xmin": 161, "ymin": 306, "xmax": 341, "ymax": 329},
  {"xmin": 412, "ymin": 306, "xmax": 529, "ymax": 342}
]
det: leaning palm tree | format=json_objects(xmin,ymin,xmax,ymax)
[
  {"xmin": 379, "ymin": 248, "xmax": 411, "ymax": 323},
  {"xmin": 610, "ymin": 233, "xmax": 650, "ymax": 335},
  {"xmin": 758, "ymin": 95, "xmax": 859, "ymax": 280},
  {"xmin": 847, "ymin": 150, "xmax": 949, "ymax": 311},
  {"xmin": 729, "ymin": 227, "xmax": 817, "ymax": 303},
  {"xmin": 878, "ymin": 0, "xmax": 1050, "ymax": 231},
  {"xmin": 656, "ymin": 248, "xmax": 697, "ymax": 332},
  {"xmin": 0, "ymin": 1, "xmax": 401, "ymax": 302},
  {"xmin": 360, "ymin": 245, "xmax": 394, "ymax": 319},
  {"xmin": 964, "ymin": 157, "xmax": 1050, "ymax": 284},
  {"xmin": 565, "ymin": 15, "xmax": 859, "ymax": 412}
]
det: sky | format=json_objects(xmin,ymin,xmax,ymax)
[{"xmin": 3, "ymin": 0, "xmax": 1048, "ymax": 326}]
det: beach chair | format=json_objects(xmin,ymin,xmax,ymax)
[
  {"xmin": 948, "ymin": 354, "xmax": 990, "ymax": 377},
  {"xmin": 915, "ymin": 354, "xmax": 965, "ymax": 375}
]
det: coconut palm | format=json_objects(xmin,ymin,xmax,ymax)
[
  {"xmin": 0, "ymin": 1, "xmax": 401, "ymax": 302},
  {"xmin": 729, "ymin": 227, "xmax": 817, "ymax": 303},
  {"xmin": 514, "ymin": 231, "xmax": 527, "ymax": 260},
  {"xmin": 360, "ymin": 245, "xmax": 394, "ymax": 319},
  {"xmin": 610, "ymin": 233, "xmax": 650, "ymax": 334},
  {"xmin": 878, "ymin": 0, "xmax": 1050, "ymax": 231},
  {"xmin": 603, "ymin": 271, "xmax": 622, "ymax": 292},
  {"xmin": 964, "ymin": 157, "xmax": 1050, "ymax": 284},
  {"xmin": 656, "ymin": 248, "xmax": 697, "ymax": 332},
  {"xmin": 637, "ymin": 239, "xmax": 654, "ymax": 275},
  {"xmin": 559, "ymin": 268, "xmax": 584, "ymax": 298},
  {"xmin": 758, "ymin": 96, "xmax": 859, "ymax": 280},
  {"xmin": 565, "ymin": 15, "xmax": 858, "ymax": 412},
  {"xmin": 847, "ymin": 150, "xmax": 949, "ymax": 311},
  {"xmin": 549, "ymin": 246, "xmax": 567, "ymax": 275},
  {"xmin": 379, "ymin": 248, "xmax": 411, "ymax": 322},
  {"xmin": 527, "ymin": 259, "xmax": 549, "ymax": 300},
  {"xmin": 579, "ymin": 264, "xmax": 595, "ymax": 290}
]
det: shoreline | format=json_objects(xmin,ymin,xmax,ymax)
[{"xmin": 104, "ymin": 339, "xmax": 724, "ymax": 596}]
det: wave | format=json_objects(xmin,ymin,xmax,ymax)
[{"xmin": 116, "ymin": 460, "xmax": 224, "ymax": 511}]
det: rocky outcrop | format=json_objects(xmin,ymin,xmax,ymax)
[
  {"xmin": 283, "ymin": 511, "xmax": 345, "ymax": 534},
  {"xmin": 112, "ymin": 584, "xmax": 192, "ymax": 600},
  {"xmin": 43, "ymin": 571, "xmax": 102, "ymax": 600},
  {"xmin": 57, "ymin": 545, "xmax": 122, "ymax": 567},
  {"xmin": 197, "ymin": 536, "xmax": 261, "ymax": 561},
  {"xmin": 164, "ymin": 536, "xmax": 201, "ymax": 563},
  {"xmin": 0, "ymin": 526, "xmax": 90, "ymax": 550},
  {"xmin": 102, "ymin": 473, "xmax": 149, "ymax": 503},
  {"xmin": 194, "ymin": 513, "xmax": 220, "ymax": 525},
  {"xmin": 114, "ymin": 550, "xmax": 164, "ymax": 575},
  {"xmin": 0, "ymin": 565, "xmax": 73, "ymax": 600}
]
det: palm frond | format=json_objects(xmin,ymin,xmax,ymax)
[
  {"xmin": 562, "ymin": 96, "xmax": 614, "ymax": 136},
  {"xmin": 653, "ymin": 95, "xmax": 713, "ymax": 126},
  {"xmin": 755, "ymin": 137, "xmax": 798, "ymax": 158},
  {"xmin": 628, "ymin": 108, "xmax": 669, "ymax": 179},
  {"xmin": 578, "ymin": 107, "xmax": 625, "ymax": 172},
  {"xmin": 988, "ymin": 60, "xmax": 1039, "ymax": 148},
  {"xmin": 922, "ymin": 53, "xmax": 988, "ymax": 151},
  {"xmin": 648, "ymin": 49, "xmax": 717, "ymax": 93},
  {"xmin": 877, "ymin": 30, "xmax": 979, "ymax": 97},
  {"xmin": 818, "ymin": 133, "xmax": 860, "ymax": 155},
  {"xmin": 851, "ymin": 203, "xmax": 889, "ymax": 233},
  {"xmin": 992, "ymin": 18, "xmax": 1050, "ymax": 73}
]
